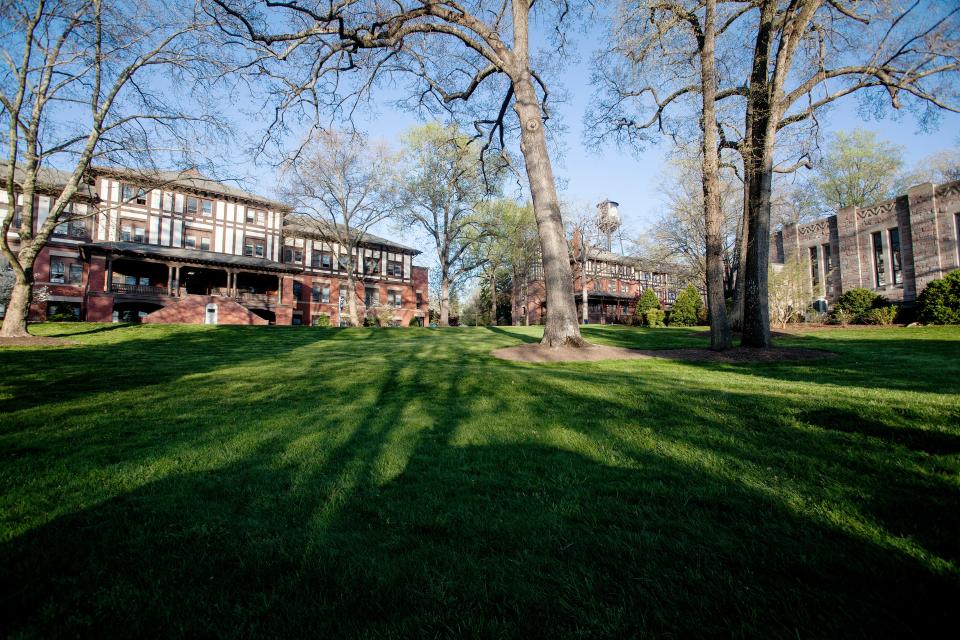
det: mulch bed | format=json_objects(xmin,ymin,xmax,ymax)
[
  {"xmin": 0, "ymin": 336, "xmax": 77, "ymax": 347},
  {"xmin": 492, "ymin": 343, "xmax": 835, "ymax": 364}
]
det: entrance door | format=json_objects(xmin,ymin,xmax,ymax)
[{"xmin": 205, "ymin": 303, "xmax": 218, "ymax": 325}]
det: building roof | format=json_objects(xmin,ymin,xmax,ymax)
[
  {"xmin": 283, "ymin": 214, "xmax": 421, "ymax": 255},
  {"xmin": 91, "ymin": 166, "xmax": 290, "ymax": 211},
  {"xmin": 82, "ymin": 241, "xmax": 303, "ymax": 273},
  {"xmin": 579, "ymin": 243, "xmax": 684, "ymax": 274},
  {"xmin": 1, "ymin": 162, "xmax": 98, "ymax": 200}
]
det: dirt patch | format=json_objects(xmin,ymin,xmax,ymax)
[
  {"xmin": 492, "ymin": 342, "xmax": 835, "ymax": 364},
  {"xmin": 0, "ymin": 336, "xmax": 77, "ymax": 347}
]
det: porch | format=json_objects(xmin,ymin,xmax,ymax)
[{"xmin": 84, "ymin": 241, "xmax": 303, "ymax": 321}]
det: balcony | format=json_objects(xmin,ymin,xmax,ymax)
[{"xmin": 111, "ymin": 283, "xmax": 170, "ymax": 298}]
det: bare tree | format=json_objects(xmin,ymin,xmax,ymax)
[
  {"xmin": 280, "ymin": 130, "xmax": 399, "ymax": 326},
  {"xmin": 0, "ymin": 0, "xmax": 222, "ymax": 336},
  {"xmin": 563, "ymin": 202, "xmax": 601, "ymax": 325},
  {"xmin": 209, "ymin": 0, "xmax": 587, "ymax": 347},
  {"xmin": 592, "ymin": 0, "xmax": 960, "ymax": 347},
  {"xmin": 649, "ymin": 153, "xmax": 741, "ymax": 291},
  {"xmin": 398, "ymin": 122, "xmax": 492, "ymax": 327}
]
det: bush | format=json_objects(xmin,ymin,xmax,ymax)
[
  {"xmin": 668, "ymin": 284, "xmax": 703, "ymax": 326},
  {"xmin": 865, "ymin": 306, "xmax": 898, "ymax": 326},
  {"xmin": 48, "ymin": 311, "xmax": 79, "ymax": 322},
  {"xmin": 697, "ymin": 305, "xmax": 709, "ymax": 325},
  {"xmin": 312, "ymin": 314, "xmax": 331, "ymax": 327},
  {"xmin": 644, "ymin": 309, "xmax": 665, "ymax": 327},
  {"xmin": 830, "ymin": 308, "xmax": 853, "ymax": 326},
  {"xmin": 635, "ymin": 288, "xmax": 661, "ymax": 325},
  {"xmin": 833, "ymin": 288, "xmax": 884, "ymax": 324},
  {"xmin": 917, "ymin": 269, "xmax": 960, "ymax": 324}
]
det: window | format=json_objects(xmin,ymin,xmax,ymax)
[
  {"xmin": 121, "ymin": 224, "xmax": 133, "ymax": 242},
  {"xmin": 244, "ymin": 238, "xmax": 265, "ymax": 257},
  {"xmin": 50, "ymin": 258, "xmax": 65, "ymax": 283},
  {"xmin": 872, "ymin": 231, "xmax": 886, "ymax": 287},
  {"xmin": 201, "ymin": 199, "xmax": 213, "ymax": 217},
  {"xmin": 312, "ymin": 252, "xmax": 333, "ymax": 269},
  {"xmin": 293, "ymin": 281, "xmax": 303, "ymax": 301},
  {"xmin": 186, "ymin": 196, "xmax": 199, "ymax": 215},
  {"xmin": 889, "ymin": 228, "xmax": 902, "ymax": 285},
  {"xmin": 822, "ymin": 244, "xmax": 832, "ymax": 276},
  {"xmin": 386, "ymin": 260, "xmax": 403, "ymax": 277},
  {"xmin": 246, "ymin": 209, "xmax": 255, "ymax": 223},
  {"xmin": 68, "ymin": 263, "xmax": 83, "ymax": 284},
  {"xmin": 592, "ymin": 280, "xmax": 600, "ymax": 291},
  {"xmin": 200, "ymin": 237, "xmax": 210, "ymax": 251},
  {"xmin": 284, "ymin": 248, "xmax": 303, "ymax": 263},
  {"xmin": 338, "ymin": 254, "xmax": 352, "ymax": 271},
  {"xmin": 387, "ymin": 290, "xmax": 402, "ymax": 307},
  {"xmin": 162, "ymin": 193, "xmax": 174, "ymax": 212},
  {"xmin": 620, "ymin": 282, "xmax": 629, "ymax": 294},
  {"xmin": 312, "ymin": 284, "xmax": 330, "ymax": 303},
  {"xmin": 364, "ymin": 286, "xmax": 379, "ymax": 306},
  {"xmin": 364, "ymin": 257, "xmax": 381, "ymax": 274},
  {"xmin": 122, "ymin": 184, "xmax": 148, "ymax": 205},
  {"xmin": 416, "ymin": 292, "xmax": 423, "ymax": 308},
  {"xmin": 256, "ymin": 210, "xmax": 265, "ymax": 225},
  {"xmin": 810, "ymin": 246, "xmax": 819, "ymax": 288},
  {"xmin": 608, "ymin": 281, "xmax": 616, "ymax": 293},
  {"xmin": 185, "ymin": 235, "xmax": 197, "ymax": 249}
]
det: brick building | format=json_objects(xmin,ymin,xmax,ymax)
[
  {"xmin": 2, "ymin": 166, "xmax": 428, "ymax": 326},
  {"xmin": 524, "ymin": 232, "xmax": 690, "ymax": 325},
  {"xmin": 770, "ymin": 180, "xmax": 960, "ymax": 307}
]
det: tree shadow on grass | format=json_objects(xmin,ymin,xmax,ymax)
[
  {"xmin": 798, "ymin": 407, "xmax": 960, "ymax": 455},
  {"xmin": 2, "ymin": 348, "xmax": 958, "ymax": 638}
]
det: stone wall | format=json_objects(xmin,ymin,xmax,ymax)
[{"xmin": 771, "ymin": 179, "xmax": 960, "ymax": 306}]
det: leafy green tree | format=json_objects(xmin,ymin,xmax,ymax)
[
  {"xmin": 635, "ymin": 288, "xmax": 661, "ymax": 325},
  {"xmin": 918, "ymin": 270, "xmax": 960, "ymax": 325},
  {"xmin": 810, "ymin": 130, "xmax": 904, "ymax": 213},
  {"xmin": 669, "ymin": 285, "xmax": 703, "ymax": 327},
  {"xmin": 398, "ymin": 122, "xmax": 494, "ymax": 327}
]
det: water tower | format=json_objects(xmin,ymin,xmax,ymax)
[{"xmin": 596, "ymin": 199, "xmax": 621, "ymax": 251}]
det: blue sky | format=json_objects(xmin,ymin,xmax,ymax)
[{"xmin": 228, "ymin": 14, "xmax": 960, "ymax": 269}]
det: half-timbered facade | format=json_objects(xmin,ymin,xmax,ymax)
[
  {"xmin": 2, "ymin": 166, "xmax": 427, "ymax": 326},
  {"xmin": 524, "ymin": 232, "xmax": 690, "ymax": 325}
]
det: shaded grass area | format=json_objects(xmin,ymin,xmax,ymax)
[{"xmin": 1, "ymin": 323, "xmax": 959, "ymax": 638}]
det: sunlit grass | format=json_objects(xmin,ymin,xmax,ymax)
[{"xmin": 1, "ymin": 322, "xmax": 958, "ymax": 637}]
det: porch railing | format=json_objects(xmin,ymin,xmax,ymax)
[
  {"xmin": 236, "ymin": 291, "xmax": 275, "ymax": 308},
  {"xmin": 111, "ymin": 283, "xmax": 169, "ymax": 297}
]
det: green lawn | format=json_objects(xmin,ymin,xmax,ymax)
[{"xmin": 1, "ymin": 323, "xmax": 959, "ymax": 638}]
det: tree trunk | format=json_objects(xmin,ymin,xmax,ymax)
[
  {"xmin": 512, "ymin": 1, "xmax": 584, "ymax": 348},
  {"xmin": 489, "ymin": 268, "xmax": 497, "ymax": 326},
  {"xmin": 439, "ymin": 274, "xmax": 450, "ymax": 327},
  {"xmin": 510, "ymin": 267, "xmax": 519, "ymax": 325},
  {"xmin": 346, "ymin": 270, "xmax": 359, "ymax": 327},
  {"xmin": 0, "ymin": 277, "xmax": 32, "ymax": 337},
  {"xmin": 739, "ymin": 1, "xmax": 777, "ymax": 348},
  {"xmin": 700, "ymin": 0, "xmax": 732, "ymax": 350},
  {"xmin": 581, "ymin": 254, "xmax": 589, "ymax": 324}
]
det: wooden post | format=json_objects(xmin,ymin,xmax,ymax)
[
  {"xmin": 277, "ymin": 275, "xmax": 283, "ymax": 304},
  {"xmin": 105, "ymin": 256, "xmax": 113, "ymax": 292},
  {"xmin": 167, "ymin": 263, "xmax": 173, "ymax": 296},
  {"xmin": 173, "ymin": 265, "xmax": 180, "ymax": 296}
]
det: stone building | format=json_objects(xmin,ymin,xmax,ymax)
[
  {"xmin": 2, "ymin": 166, "xmax": 428, "ymax": 326},
  {"xmin": 770, "ymin": 180, "xmax": 960, "ymax": 307}
]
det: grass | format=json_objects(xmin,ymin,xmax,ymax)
[{"xmin": 1, "ymin": 322, "xmax": 959, "ymax": 638}]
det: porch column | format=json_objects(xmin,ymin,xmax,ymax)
[
  {"xmin": 105, "ymin": 256, "xmax": 113, "ymax": 292},
  {"xmin": 166, "ymin": 263, "xmax": 173, "ymax": 295},
  {"xmin": 277, "ymin": 275, "xmax": 283, "ymax": 304},
  {"xmin": 173, "ymin": 265, "xmax": 180, "ymax": 296}
]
